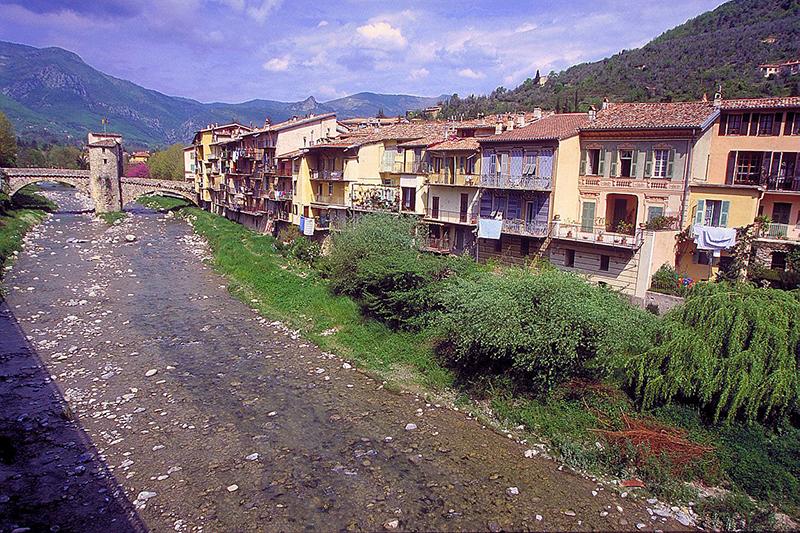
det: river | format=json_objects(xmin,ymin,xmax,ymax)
[{"xmin": 0, "ymin": 185, "xmax": 683, "ymax": 532}]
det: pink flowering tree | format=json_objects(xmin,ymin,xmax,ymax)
[{"xmin": 127, "ymin": 162, "xmax": 150, "ymax": 178}]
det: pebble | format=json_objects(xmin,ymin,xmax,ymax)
[
  {"xmin": 506, "ymin": 486, "xmax": 519, "ymax": 496},
  {"xmin": 404, "ymin": 423, "xmax": 417, "ymax": 431},
  {"xmin": 564, "ymin": 510, "xmax": 576, "ymax": 517},
  {"xmin": 535, "ymin": 514, "xmax": 543, "ymax": 521},
  {"xmin": 137, "ymin": 491, "xmax": 157, "ymax": 501},
  {"xmin": 245, "ymin": 453, "xmax": 259, "ymax": 461},
  {"xmin": 342, "ymin": 362, "xmax": 352, "ymax": 369},
  {"xmin": 145, "ymin": 368, "xmax": 158, "ymax": 377},
  {"xmin": 125, "ymin": 234, "xmax": 136, "ymax": 242},
  {"xmin": 227, "ymin": 484, "xmax": 239, "ymax": 492},
  {"xmin": 383, "ymin": 519, "xmax": 399, "ymax": 530}
]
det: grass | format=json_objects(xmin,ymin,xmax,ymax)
[
  {"xmin": 1, "ymin": 190, "xmax": 52, "ymax": 282},
  {"xmin": 137, "ymin": 195, "xmax": 191, "ymax": 211},
  {"xmin": 171, "ymin": 204, "xmax": 452, "ymax": 390},
  {"xmin": 97, "ymin": 211, "xmax": 127, "ymax": 225}
]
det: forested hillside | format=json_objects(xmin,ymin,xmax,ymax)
[{"xmin": 440, "ymin": 0, "xmax": 800, "ymax": 117}]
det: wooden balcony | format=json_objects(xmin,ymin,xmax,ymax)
[
  {"xmin": 427, "ymin": 171, "xmax": 479, "ymax": 187},
  {"xmin": 310, "ymin": 169, "xmax": 347, "ymax": 181},
  {"xmin": 424, "ymin": 208, "xmax": 477, "ymax": 225}
]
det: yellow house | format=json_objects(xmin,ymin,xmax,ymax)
[
  {"xmin": 129, "ymin": 150, "xmax": 150, "ymax": 164},
  {"xmin": 191, "ymin": 123, "xmax": 251, "ymax": 207}
]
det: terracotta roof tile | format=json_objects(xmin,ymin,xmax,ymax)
[
  {"xmin": 720, "ymin": 96, "xmax": 800, "ymax": 110},
  {"xmin": 427, "ymin": 137, "xmax": 480, "ymax": 151},
  {"xmin": 480, "ymin": 113, "xmax": 588, "ymax": 143},
  {"xmin": 581, "ymin": 102, "xmax": 717, "ymax": 131}
]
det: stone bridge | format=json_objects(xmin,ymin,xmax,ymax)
[{"xmin": 0, "ymin": 133, "xmax": 198, "ymax": 213}]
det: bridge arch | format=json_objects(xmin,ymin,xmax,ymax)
[
  {"xmin": 119, "ymin": 178, "xmax": 198, "ymax": 209},
  {"xmin": 3, "ymin": 169, "xmax": 91, "ymax": 198}
]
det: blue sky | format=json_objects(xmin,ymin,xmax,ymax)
[{"xmin": 0, "ymin": 0, "xmax": 725, "ymax": 103}]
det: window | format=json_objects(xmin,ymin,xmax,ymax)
[
  {"xmin": 600, "ymin": 255, "xmax": 610, "ymax": 271},
  {"xmin": 464, "ymin": 157, "xmax": 476, "ymax": 175},
  {"xmin": 103, "ymin": 158, "xmax": 108, "ymax": 164},
  {"xmin": 695, "ymin": 199, "xmax": 729, "ymax": 227},
  {"xmin": 619, "ymin": 150, "xmax": 634, "ymax": 178},
  {"xmin": 523, "ymin": 152, "xmax": 538, "ymax": 175},
  {"xmin": 772, "ymin": 202, "xmax": 791, "ymax": 224},
  {"xmin": 587, "ymin": 149, "xmax": 601, "ymax": 175},
  {"xmin": 653, "ymin": 149, "xmax": 670, "ymax": 178},
  {"xmin": 786, "ymin": 112, "xmax": 800, "ymax": 135},
  {"xmin": 771, "ymin": 251, "xmax": 787, "ymax": 270},
  {"xmin": 401, "ymin": 187, "xmax": 415, "ymax": 211},
  {"xmin": 725, "ymin": 114, "xmax": 743, "ymax": 135},
  {"xmin": 565, "ymin": 249, "xmax": 575, "ymax": 267},
  {"xmin": 758, "ymin": 113, "xmax": 774, "ymax": 135},
  {"xmin": 646, "ymin": 206, "xmax": 664, "ymax": 222},
  {"xmin": 694, "ymin": 251, "xmax": 712, "ymax": 265},
  {"xmin": 293, "ymin": 204, "xmax": 298, "ymax": 215},
  {"xmin": 328, "ymin": 183, "xmax": 334, "ymax": 195},
  {"xmin": 317, "ymin": 183, "xmax": 323, "ymax": 195},
  {"xmin": 521, "ymin": 238, "xmax": 530, "ymax": 256},
  {"xmin": 734, "ymin": 151, "xmax": 763, "ymax": 183}
]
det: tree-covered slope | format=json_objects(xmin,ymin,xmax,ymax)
[{"xmin": 441, "ymin": 0, "xmax": 800, "ymax": 118}]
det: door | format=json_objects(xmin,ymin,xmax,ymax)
[
  {"xmin": 459, "ymin": 193, "xmax": 469, "ymax": 223},
  {"xmin": 613, "ymin": 198, "xmax": 628, "ymax": 227},
  {"xmin": 431, "ymin": 196, "xmax": 440, "ymax": 219},
  {"xmin": 771, "ymin": 202, "xmax": 792, "ymax": 237}
]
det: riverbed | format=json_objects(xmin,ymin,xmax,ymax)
[{"xmin": 0, "ymin": 187, "xmax": 684, "ymax": 532}]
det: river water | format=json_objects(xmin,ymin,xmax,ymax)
[{"xmin": 0, "ymin": 186, "xmax": 683, "ymax": 532}]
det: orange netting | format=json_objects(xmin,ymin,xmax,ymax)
[{"xmin": 593, "ymin": 412, "xmax": 714, "ymax": 474}]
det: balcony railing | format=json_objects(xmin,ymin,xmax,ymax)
[
  {"xmin": 422, "ymin": 237, "xmax": 456, "ymax": 254},
  {"xmin": 579, "ymin": 176, "xmax": 682, "ymax": 191},
  {"xmin": 480, "ymin": 173, "xmax": 552, "ymax": 190},
  {"xmin": 427, "ymin": 171, "xmax": 480, "ymax": 187},
  {"xmin": 310, "ymin": 169, "xmax": 346, "ymax": 181},
  {"xmin": 552, "ymin": 222, "xmax": 643, "ymax": 248},
  {"xmin": 757, "ymin": 222, "xmax": 800, "ymax": 241},
  {"xmin": 424, "ymin": 208, "xmax": 477, "ymax": 225},
  {"xmin": 312, "ymin": 194, "xmax": 347, "ymax": 207},
  {"xmin": 501, "ymin": 218, "xmax": 550, "ymax": 238},
  {"xmin": 380, "ymin": 161, "xmax": 431, "ymax": 174},
  {"xmin": 765, "ymin": 175, "xmax": 800, "ymax": 192},
  {"xmin": 267, "ymin": 189, "xmax": 293, "ymax": 201}
]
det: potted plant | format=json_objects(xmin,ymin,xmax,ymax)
[{"xmin": 597, "ymin": 231, "xmax": 604, "ymax": 242}]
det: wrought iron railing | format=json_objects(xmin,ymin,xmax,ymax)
[{"xmin": 479, "ymin": 173, "xmax": 552, "ymax": 190}]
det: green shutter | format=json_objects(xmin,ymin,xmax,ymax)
[
  {"xmin": 720, "ymin": 201, "xmax": 730, "ymax": 227},
  {"xmin": 694, "ymin": 199, "xmax": 705, "ymax": 225},
  {"xmin": 644, "ymin": 150, "xmax": 653, "ymax": 178},
  {"xmin": 579, "ymin": 149, "xmax": 587, "ymax": 175},
  {"xmin": 666, "ymin": 149, "xmax": 676, "ymax": 179},
  {"xmin": 610, "ymin": 149, "xmax": 619, "ymax": 177},
  {"xmin": 598, "ymin": 150, "xmax": 606, "ymax": 176},
  {"xmin": 631, "ymin": 150, "xmax": 638, "ymax": 177},
  {"xmin": 581, "ymin": 201, "xmax": 595, "ymax": 232}
]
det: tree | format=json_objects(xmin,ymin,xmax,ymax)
[
  {"xmin": 0, "ymin": 111, "xmax": 18, "ymax": 167},
  {"xmin": 148, "ymin": 144, "xmax": 184, "ymax": 181},
  {"xmin": 127, "ymin": 162, "xmax": 150, "ymax": 178},
  {"xmin": 533, "ymin": 69, "xmax": 541, "ymax": 85},
  {"xmin": 46, "ymin": 146, "xmax": 84, "ymax": 169},
  {"xmin": 18, "ymin": 147, "xmax": 46, "ymax": 167}
]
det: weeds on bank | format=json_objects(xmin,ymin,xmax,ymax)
[{"xmin": 97, "ymin": 211, "xmax": 127, "ymax": 225}]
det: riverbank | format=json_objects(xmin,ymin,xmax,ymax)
[
  {"xmin": 149, "ymin": 196, "xmax": 798, "ymax": 531},
  {"xmin": 0, "ymin": 188, "xmax": 54, "ymax": 279}
]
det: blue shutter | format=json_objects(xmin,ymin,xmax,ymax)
[
  {"xmin": 507, "ymin": 194, "xmax": 521, "ymax": 219},
  {"xmin": 581, "ymin": 202, "xmax": 595, "ymax": 232},
  {"xmin": 480, "ymin": 191, "xmax": 493, "ymax": 217},
  {"xmin": 579, "ymin": 149, "xmax": 587, "ymax": 175},
  {"xmin": 720, "ymin": 201, "xmax": 730, "ymax": 227},
  {"xmin": 510, "ymin": 149, "xmax": 524, "ymax": 177},
  {"xmin": 539, "ymin": 149, "xmax": 554, "ymax": 178},
  {"xmin": 694, "ymin": 200, "xmax": 705, "ymax": 225}
]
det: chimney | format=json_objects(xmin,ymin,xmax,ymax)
[
  {"xmin": 701, "ymin": 93, "xmax": 708, "ymax": 103},
  {"xmin": 495, "ymin": 120, "xmax": 503, "ymax": 135},
  {"xmin": 602, "ymin": 97, "xmax": 610, "ymax": 110},
  {"xmin": 713, "ymin": 91, "xmax": 722, "ymax": 108},
  {"xmin": 516, "ymin": 112, "xmax": 526, "ymax": 128},
  {"xmin": 588, "ymin": 105, "xmax": 597, "ymax": 121},
  {"xmin": 533, "ymin": 107, "xmax": 542, "ymax": 120}
]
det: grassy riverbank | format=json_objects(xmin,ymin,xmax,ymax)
[
  {"xmin": 145, "ymin": 196, "xmax": 798, "ymax": 529},
  {"xmin": 0, "ymin": 189, "xmax": 54, "ymax": 278}
]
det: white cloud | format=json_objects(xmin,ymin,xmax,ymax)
[
  {"xmin": 410, "ymin": 67, "xmax": 429, "ymax": 80},
  {"xmin": 263, "ymin": 55, "xmax": 290, "ymax": 71},
  {"xmin": 458, "ymin": 68, "xmax": 485, "ymax": 80},
  {"xmin": 515, "ymin": 22, "xmax": 537, "ymax": 33},
  {"xmin": 246, "ymin": 0, "xmax": 281, "ymax": 23},
  {"xmin": 317, "ymin": 20, "xmax": 328, "ymax": 27},
  {"xmin": 356, "ymin": 21, "xmax": 407, "ymax": 50},
  {"xmin": 317, "ymin": 85, "xmax": 344, "ymax": 98}
]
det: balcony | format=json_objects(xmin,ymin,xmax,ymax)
[
  {"xmin": 380, "ymin": 161, "xmax": 431, "ymax": 174},
  {"xmin": 552, "ymin": 222, "xmax": 643, "ymax": 249},
  {"xmin": 311, "ymin": 194, "xmax": 347, "ymax": 207},
  {"xmin": 756, "ymin": 222, "xmax": 800, "ymax": 241},
  {"xmin": 764, "ymin": 175, "xmax": 800, "ymax": 193},
  {"xmin": 427, "ymin": 171, "xmax": 479, "ymax": 187},
  {"xmin": 501, "ymin": 218, "xmax": 550, "ymax": 238},
  {"xmin": 351, "ymin": 184, "xmax": 400, "ymax": 212},
  {"xmin": 424, "ymin": 208, "xmax": 477, "ymax": 225},
  {"xmin": 578, "ymin": 176, "xmax": 681, "ymax": 191},
  {"xmin": 267, "ymin": 189, "xmax": 293, "ymax": 201},
  {"xmin": 310, "ymin": 169, "xmax": 347, "ymax": 181},
  {"xmin": 422, "ymin": 236, "xmax": 456, "ymax": 254},
  {"xmin": 480, "ymin": 173, "xmax": 552, "ymax": 190}
]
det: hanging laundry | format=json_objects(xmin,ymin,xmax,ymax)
[
  {"xmin": 303, "ymin": 217, "xmax": 315, "ymax": 236},
  {"xmin": 478, "ymin": 218, "xmax": 503, "ymax": 239},
  {"xmin": 692, "ymin": 224, "xmax": 736, "ymax": 251}
]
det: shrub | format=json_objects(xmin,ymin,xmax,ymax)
[
  {"xmin": 437, "ymin": 269, "xmax": 656, "ymax": 391},
  {"xmin": 645, "ymin": 215, "xmax": 678, "ymax": 231},
  {"xmin": 286, "ymin": 236, "xmax": 321, "ymax": 266},
  {"xmin": 628, "ymin": 282, "xmax": 800, "ymax": 423},
  {"xmin": 649, "ymin": 263, "xmax": 686, "ymax": 296},
  {"xmin": 276, "ymin": 225, "xmax": 301, "ymax": 244}
]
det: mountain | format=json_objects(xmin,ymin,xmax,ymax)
[
  {"xmin": 440, "ymin": 0, "xmax": 800, "ymax": 117},
  {"xmin": 0, "ymin": 41, "xmax": 443, "ymax": 148}
]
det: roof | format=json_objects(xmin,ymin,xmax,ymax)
[
  {"xmin": 581, "ymin": 102, "xmax": 717, "ymax": 131},
  {"xmin": 427, "ymin": 137, "xmax": 480, "ymax": 151},
  {"xmin": 131, "ymin": 151, "xmax": 150, "ymax": 157},
  {"xmin": 90, "ymin": 132, "xmax": 122, "ymax": 137},
  {"xmin": 312, "ymin": 122, "xmax": 450, "ymax": 150},
  {"xmin": 720, "ymin": 96, "xmax": 800, "ymax": 110},
  {"xmin": 88, "ymin": 140, "xmax": 119, "ymax": 148},
  {"xmin": 195, "ymin": 122, "xmax": 251, "ymax": 134},
  {"xmin": 275, "ymin": 148, "xmax": 307, "ymax": 159},
  {"xmin": 480, "ymin": 113, "xmax": 589, "ymax": 143},
  {"xmin": 269, "ymin": 113, "xmax": 336, "ymax": 131}
]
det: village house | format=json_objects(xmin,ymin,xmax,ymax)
[
  {"xmin": 190, "ymin": 122, "xmax": 252, "ymax": 209},
  {"xmin": 549, "ymin": 101, "xmax": 719, "ymax": 298},
  {"xmin": 128, "ymin": 150, "xmax": 151, "ymax": 164}
]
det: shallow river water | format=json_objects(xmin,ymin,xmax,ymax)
[{"xmin": 0, "ymin": 187, "xmax": 686, "ymax": 532}]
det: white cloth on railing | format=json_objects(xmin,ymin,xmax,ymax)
[
  {"xmin": 303, "ymin": 217, "xmax": 315, "ymax": 236},
  {"xmin": 692, "ymin": 224, "xmax": 736, "ymax": 251},
  {"xmin": 478, "ymin": 218, "xmax": 502, "ymax": 239}
]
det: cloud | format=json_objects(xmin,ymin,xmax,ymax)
[
  {"xmin": 457, "ymin": 68, "xmax": 485, "ymax": 80},
  {"xmin": 317, "ymin": 20, "xmax": 328, "ymax": 27},
  {"xmin": 263, "ymin": 55, "xmax": 290, "ymax": 71},
  {"xmin": 410, "ymin": 68, "xmax": 429, "ymax": 80},
  {"xmin": 356, "ymin": 21, "xmax": 407, "ymax": 50},
  {"xmin": 246, "ymin": 0, "xmax": 280, "ymax": 23}
]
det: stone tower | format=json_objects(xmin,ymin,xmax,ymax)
[{"xmin": 87, "ymin": 132, "xmax": 124, "ymax": 213}]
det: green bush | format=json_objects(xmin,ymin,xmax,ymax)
[
  {"xmin": 650, "ymin": 263, "xmax": 686, "ymax": 296},
  {"xmin": 628, "ymin": 282, "xmax": 800, "ymax": 423},
  {"xmin": 285, "ymin": 236, "xmax": 321, "ymax": 266},
  {"xmin": 437, "ymin": 268, "xmax": 656, "ymax": 390}
]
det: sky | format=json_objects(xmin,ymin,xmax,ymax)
[{"xmin": 0, "ymin": 0, "xmax": 726, "ymax": 104}]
